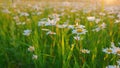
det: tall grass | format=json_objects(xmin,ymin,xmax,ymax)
[{"xmin": 0, "ymin": 2, "xmax": 120, "ymax": 68}]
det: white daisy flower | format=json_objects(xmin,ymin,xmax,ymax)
[
  {"xmin": 92, "ymin": 27, "xmax": 101, "ymax": 32},
  {"xmin": 68, "ymin": 25, "xmax": 74, "ymax": 29},
  {"xmin": 20, "ymin": 12, "xmax": 29, "ymax": 17},
  {"xmin": 38, "ymin": 21, "xmax": 45, "ymax": 26},
  {"xmin": 80, "ymin": 49, "xmax": 90, "ymax": 54},
  {"xmin": 95, "ymin": 19, "xmax": 101, "ymax": 24},
  {"xmin": 102, "ymin": 48, "xmax": 115, "ymax": 54},
  {"xmin": 114, "ymin": 20, "xmax": 120, "ymax": 24},
  {"xmin": 87, "ymin": 16, "xmax": 95, "ymax": 22},
  {"xmin": 46, "ymin": 31, "xmax": 56, "ymax": 35},
  {"xmin": 28, "ymin": 46, "xmax": 35, "ymax": 52},
  {"xmin": 74, "ymin": 36, "xmax": 80, "ymax": 41},
  {"xmin": 106, "ymin": 65, "xmax": 119, "ymax": 68},
  {"xmin": 100, "ymin": 23, "xmax": 106, "ymax": 29},
  {"xmin": 32, "ymin": 54, "xmax": 38, "ymax": 60},
  {"xmin": 23, "ymin": 29, "xmax": 31, "ymax": 36},
  {"xmin": 41, "ymin": 28, "xmax": 50, "ymax": 31},
  {"xmin": 114, "ymin": 47, "xmax": 120, "ymax": 56},
  {"xmin": 72, "ymin": 28, "xmax": 87, "ymax": 35}
]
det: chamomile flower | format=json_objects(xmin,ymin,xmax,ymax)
[
  {"xmin": 92, "ymin": 27, "xmax": 101, "ymax": 32},
  {"xmin": 115, "ymin": 48, "xmax": 120, "ymax": 56},
  {"xmin": 20, "ymin": 12, "xmax": 29, "ymax": 16},
  {"xmin": 106, "ymin": 65, "xmax": 119, "ymax": 68},
  {"xmin": 102, "ymin": 48, "xmax": 115, "ymax": 54},
  {"xmin": 23, "ymin": 29, "xmax": 31, "ymax": 36},
  {"xmin": 57, "ymin": 24, "xmax": 68, "ymax": 28},
  {"xmin": 80, "ymin": 49, "xmax": 90, "ymax": 54},
  {"xmin": 28, "ymin": 46, "xmax": 35, "ymax": 52},
  {"xmin": 68, "ymin": 25, "xmax": 74, "ymax": 29},
  {"xmin": 46, "ymin": 31, "xmax": 56, "ymax": 35},
  {"xmin": 32, "ymin": 54, "xmax": 38, "ymax": 60},
  {"xmin": 95, "ymin": 18, "xmax": 101, "ymax": 24},
  {"xmin": 100, "ymin": 23, "xmax": 106, "ymax": 29},
  {"xmin": 38, "ymin": 21, "xmax": 45, "ymax": 26},
  {"xmin": 74, "ymin": 36, "xmax": 80, "ymax": 41},
  {"xmin": 41, "ymin": 28, "xmax": 50, "ymax": 31},
  {"xmin": 87, "ymin": 16, "xmax": 95, "ymax": 22},
  {"xmin": 99, "ymin": 12, "xmax": 106, "ymax": 16},
  {"xmin": 72, "ymin": 28, "xmax": 87, "ymax": 35},
  {"xmin": 114, "ymin": 20, "xmax": 120, "ymax": 24}
]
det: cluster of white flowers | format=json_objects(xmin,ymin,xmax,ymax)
[
  {"xmin": 38, "ymin": 14, "xmax": 60, "ymax": 26},
  {"xmin": 28, "ymin": 46, "xmax": 38, "ymax": 60},
  {"xmin": 80, "ymin": 49, "xmax": 90, "ymax": 54},
  {"xmin": 103, "ymin": 42, "xmax": 120, "ymax": 55}
]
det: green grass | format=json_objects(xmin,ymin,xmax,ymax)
[{"xmin": 0, "ymin": 2, "xmax": 120, "ymax": 68}]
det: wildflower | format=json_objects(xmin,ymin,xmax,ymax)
[
  {"xmin": 41, "ymin": 28, "xmax": 50, "ymax": 31},
  {"xmin": 20, "ymin": 12, "xmax": 29, "ymax": 16},
  {"xmin": 99, "ymin": 12, "xmax": 106, "ymax": 16},
  {"xmin": 95, "ymin": 19, "xmax": 101, "ymax": 24},
  {"xmin": 75, "ymin": 24, "xmax": 85, "ymax": 29},
  {"xmin": 114, "ymin": 20, "xmax": 120, "ymax": 24},
  {"xmin": 2, "ymin": 9, "xmax": 11, "ymax": 14},
  {"xmin": 71, "ymin": 9, "xmax": 77, "ymax": 13},
  {"xmin": 16, "ymin": 22, "xmax": 25, "ymax": 25},
  {"xmin": 46, "ymin": 31, "xmax": 56, "ymax": 35},
  {"xmin": 37, "ymin": 12, "xmax": 42, "ymax": 15},
  {"xmin": 28, "ymin": 46, "xmax": 35, "ymax": 52},
  {"xmin": 23, "ymin": 29, "xmax": 31, "ymax": 36},
  {"xmin": 57, "ymin": 24, "xmax": 67, "ymax": 28},
  {"xmin": 92, "ymin": 27, "xmax": 101, "ymax": 32},
  {"xmin": 80, "ymin": 49, "xmax": 90, "ymax": 54},
  {"xmin": 32, "ymin": 54, "xmax": 38, "ymax": 60},
  {"xmin": 102, "ymin": 48, "xmax": 115, "ymax": 54},
  {"xmin": 74, "ymin": 36, "xmax": 80, "ymax": 41},
  {"xmin": 68, "ymin": 25, "xmax": 74, "ymax": 29},
  {"xmin": 115, "ymin": 48, "xmax": 120, "ymax": 55},
  {"xmin": 100, "ymin": 23, "xmax": 106, "ymax": 29},
  {"xmin": 87, "ymin": 16, "xmax": 95, "ymax": 22},
  {"xmin": 111, "ymin": 42, "xmax": 116, "ymax": 48},
  {"xmin": 72, "ymin": 28, "xmax": 87, "ymax": 35},
  {"xmin": 106, "ymin": 65, "xmax": 119, "ymax": 68},
  {"xmin": 117, "ymin": 14, "xmax": 120, "ymax": 19},
  {"xmin": 108, "ymin": 15, "xmax": 115, "ymax": 19},
  {"xmin": 13, "ymin": 16, "xmax": 19, "ymax": 21},
  {"xmin": 38, "ymin": 21, "xmax": 45, "ymax": 26},
  {"xmin": 45, "ymin": 18, "xmax": 59, "ymax": 26},
  {"xmin": 62, "ymin": 1, "xmax": 70, "ymax": 7}
]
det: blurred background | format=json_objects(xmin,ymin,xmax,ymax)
[{"xmin": 0, "ymin": 0, "xmax": 120, "ymax": 6}]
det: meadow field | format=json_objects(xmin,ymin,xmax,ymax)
[{"xmin": 0, "ymin": 1, "xmax": 120, "ymax": 68}]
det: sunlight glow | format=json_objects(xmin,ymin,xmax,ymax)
[{"xmin": 104, "ymin": 0, "xmax": 115, "ymax": 4}]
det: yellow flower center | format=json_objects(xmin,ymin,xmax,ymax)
[
  {"xmin": 107, "ymin": 49, "xmax": 112, "ymax": 52},
  {"xmin": 77, "ymin": 29, "xmax": 83, "ymax": 33}
]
